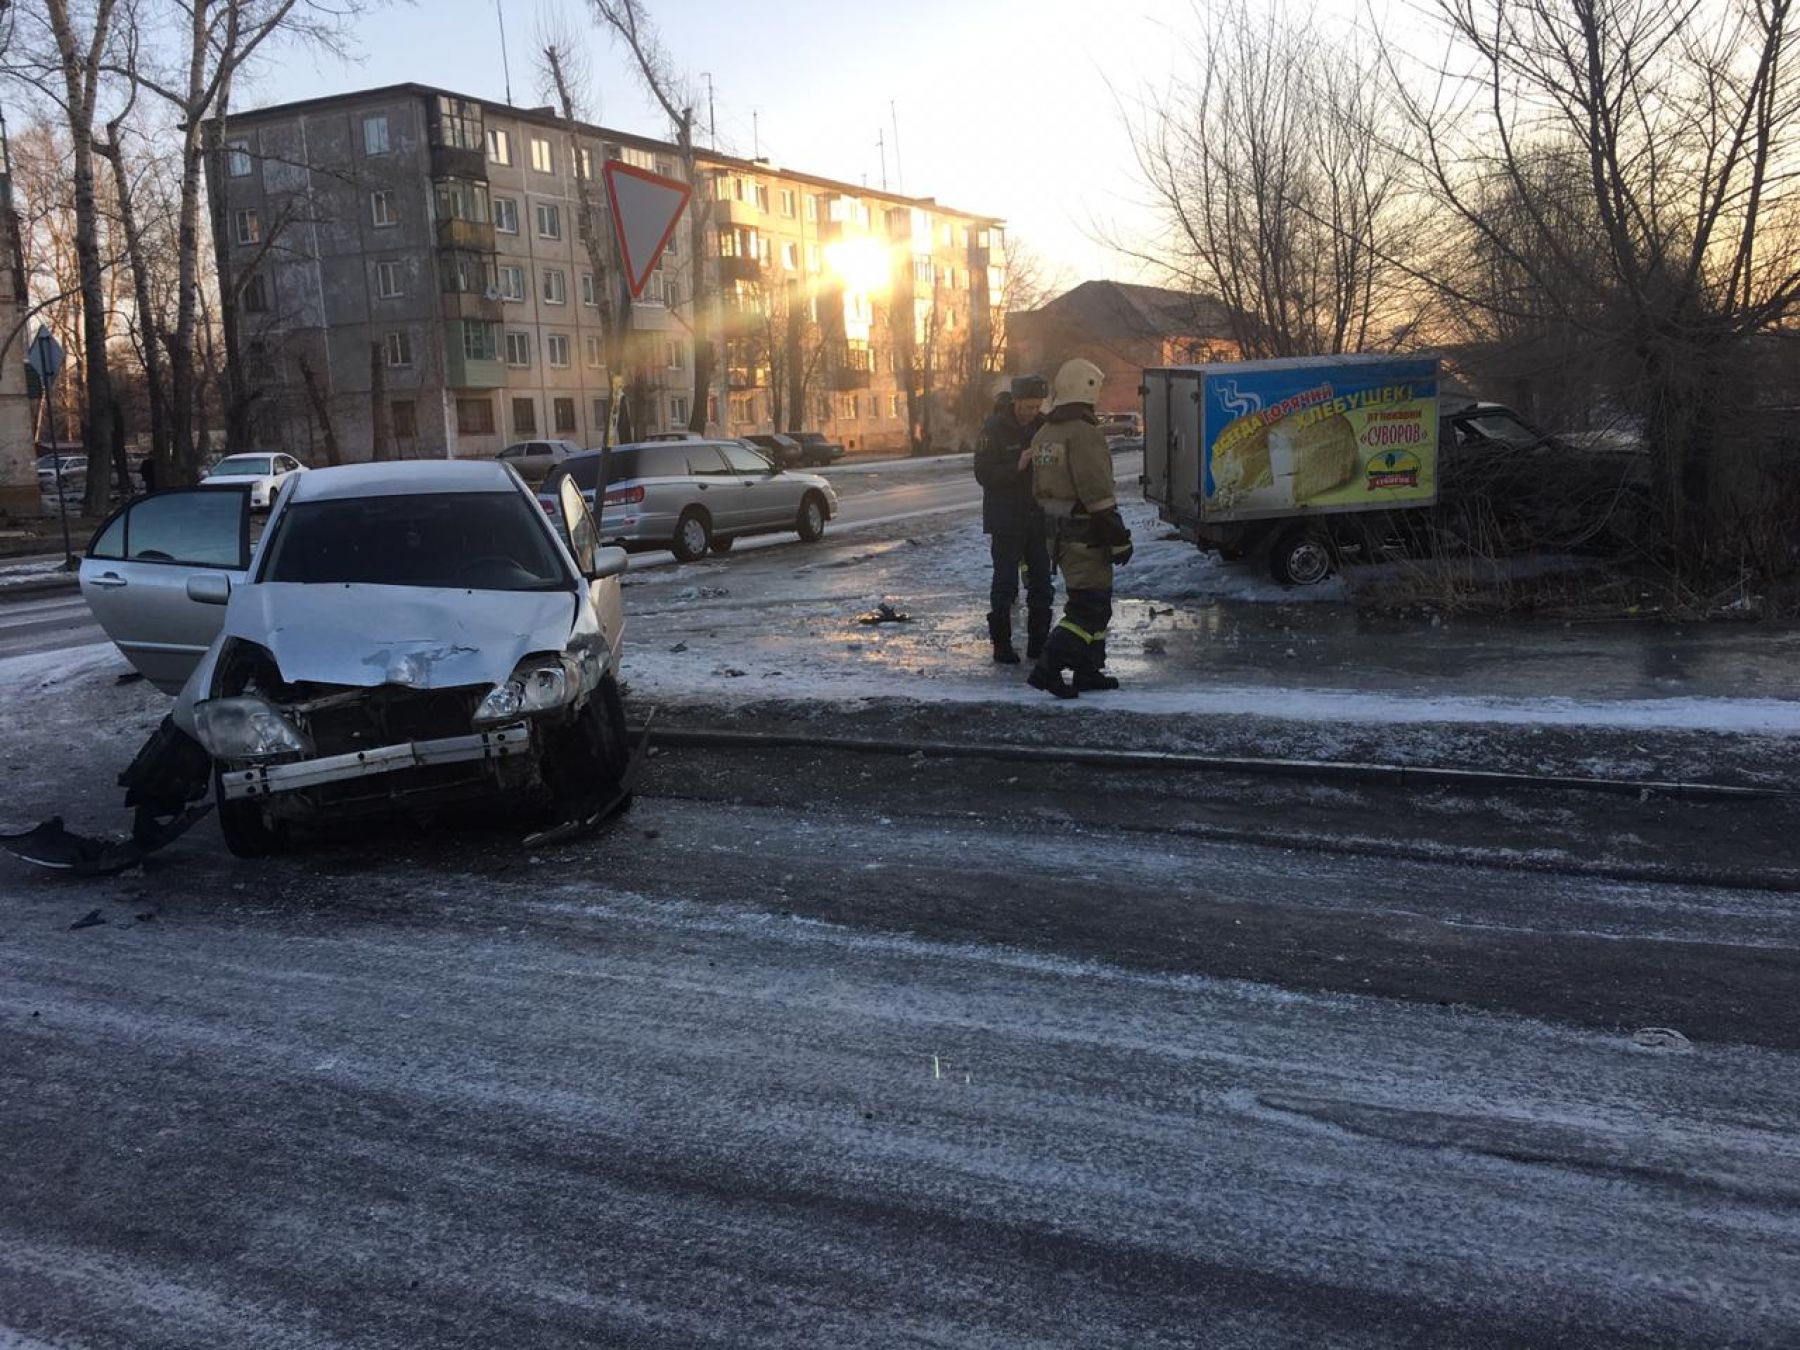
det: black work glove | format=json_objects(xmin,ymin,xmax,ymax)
[
  {"xmin": 1111, "ymin": 542, "xmax": 1134, "ymax": 566},
  {"xmin": 1089, "ymin": 506, "xmax": 1132, "ymax": 549}
]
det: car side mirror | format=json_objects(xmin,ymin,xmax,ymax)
[
  {"xmin": 187, "ymin": 574, "xmax": 232, "ymax": 606},
  {"xmin": 586, "ymin": 546, "xmax": 628, "ymax": 581}
]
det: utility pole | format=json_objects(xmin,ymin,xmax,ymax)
[
  {"xmin": 496, "ymin": 0, "xmax": 513, "ymax": 105},
  {"xmin": 752, "ymin": 108, "xmax": 760, "ymax": 160},
  {"xmin": 877, "ymin": 130, "xmax": 887, "ymax": 192},
  {"xmin": 701, "ymin": 72, "xmax": 716, "ymax": 148},
  {"xmin": 890, "ymin": 100, "xmax": 904, "ymax": 194}
]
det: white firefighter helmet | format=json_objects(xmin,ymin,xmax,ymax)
[{"xmin": 1051, "ymin": 357, "xmax": 1105, "ymax": 409}]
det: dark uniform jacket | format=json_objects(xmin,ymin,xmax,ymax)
[{"xmin": 974, "ymin": 404, "xmax": 1046, "ymax": 535}]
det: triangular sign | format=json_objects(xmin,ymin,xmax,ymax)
[{"xmin": 603, "ymin": 161, "xmax": 693, "ymax": 299}]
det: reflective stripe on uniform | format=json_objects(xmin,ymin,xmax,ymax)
[{"xmin": 1057, "ymin": 619, "xmax": 1100, "ymax": 644}]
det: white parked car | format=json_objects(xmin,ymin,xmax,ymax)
[
  {"xmin": 78, "ymin": 461, "xmax": 633, "ymax": 856},
  {"xmin": 203, "ymin": 452, "xmax": 308, "ymax": 509}
]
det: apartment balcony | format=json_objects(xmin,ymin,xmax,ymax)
[
  {"xmin": 439, "ymin": 289, "xmax": 501, "ymax": 323},
  {"xmin": 717, "ymin": 255, "xmax": 762, "ymax": 285},
  {"xmin": 437, "ymin": 217, "xmax": 494, "ymax": 252},
  {"xmin": 625, "ymin": 300, "xmax": 674, "ymax": 330},
  {"xmin": 726, "ymin": 366, "xmax": 761, "ymax": 391},
  {"xmin": 430, "ymin": 144, "xmax": 486, "ymax": 182},
  {"xmin": 826, "ymin": 344, "xmax": 874, "ymax": 391},
  {"xmin": 716, "ymin": 198, "xmax": 761, "ymax": 227}
]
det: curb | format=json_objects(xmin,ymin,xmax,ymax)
[{"xmin": 0, "ymin": 574, "xmax": 80, "ymax": 601}]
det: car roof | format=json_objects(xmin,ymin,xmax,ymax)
[{"xmin": 288, "ymin": 459, "xmax": 522, "ymax": 502}]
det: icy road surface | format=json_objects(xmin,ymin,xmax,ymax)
[{"xmin": 3, "ymin": 789, "xmax": 1799, "ymax": 1349}]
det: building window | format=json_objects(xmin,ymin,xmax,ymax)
[
  {"xmin": 780, "ymin": 188, "xmax": 796, "ymax": 218},
  {"xmin": 580, "ymin": 272, "xmax": 597, "ymax": 306},
  {"xmin": 536, "ymin": 202, "xmax": 562, "ymax": 239},
  {"xmin": 233, "ymin": 209, "xmax": 261, "ymax": 245},
  {"xmin": 643, "ymin": 270, "xmax": 667, "ymax": 306},
  {"xmin": 670, "ymin": 395, "xmax": 689, "ymax": 426},
  {"xmin": 593, "ymin": 397, "xmax": 609, "ymax": 431},
  {"xmin": 371, "ymin": 190, "xmax": 397, "ymax": 227},
  {"xmin": 463, "ymin": 320, "xmax": 499, "ymax": 363},
  {"xmin": 530, "ymin": 137, "xmax": 553, "ymax": 173},
  {"xmin": 546, "ymin": 334, "xmax": 570, "ymax": 368},
  {"xmin": 755, "ymin": 183, "xmax": 771, "ymax": 212},
  {"xmin": 541, "ymin": 268, "xmax": 566, "ymax": 304},
  {"xmin": 665, "ymin": 340, "xmax": 684, "ymax": 370},
  {"xmin": 363, "ymin": 114, "xmax": 390, "ymax": 155},
  {"xmin": 434, "ymin": 177, "xmax": 489, "ymax": 223},
  {"xmin": 493, "ymin": 197, "xmax": 518, "ymax": 233},
  {"xmin": 805, "ymin": 194, "xmax": 818, "ymax": 222},
  {"xmin": 655, "ymin": 156, "xmax": 675, "ymax": 178},
  {"xmin": 553, "ymin": 397, "xmax": 576, "ymax": 432},
  {"xmin": 664, "ymin": 231, "xmax": 679, "ymax": 258},
  {"xmin": 569, "ymin": 145, "xmax": 593, "ymax": 179},
  {"xmin": 805, "ymin": 244, "xmax": 820, "ymax": 274},
  {"xmin": 781, "ymin": 241, "xmax": 798, "ymax": 271},
  {"xmin": 440, "ymin": 250, "xmax": 495, "ymax": 295},
  {"xmin": 505, "ymin": 331, "xmax": 531, "ymax": 367},
  {"xmin": 487, "ymin": 128, "xmax": 512, "ymax": 165},
  {"xmin": 457, "ymin": 398, "xmax": 496, "ymax": 434},
  {"xmin": 435, "ymin": 95, "xmax": 482, "ymax": 151},
  {"xmin": 385, "ymin": 331, "xmax": 413, "ymax": 367},
  {"xmin": 584, "ymin": 335, "xmax": 604, "ymax": 368},
  {"xmin": 241, "ymin": 273, "xmax": 270, "ymax": 313},
  {"xmin": 376, "ymin": 260, "xmax": 403, "ymax": 298},
  {"xmin": 226, "ymin": 139, "xmax": 252, "ymax": 177},
  {"xmin": 391, "ymin": 400, "xmax": 417, "ymax": 442},
  {"xmin": 512, "ymin": 397, "xmax": 537, "ymax": 434},
  {"xmin": 498, "ymin": 264, "xmax": 525, "ymax": 302}
]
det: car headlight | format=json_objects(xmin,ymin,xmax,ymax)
[
  {"xmin": 473, "ymin": 657, "xmax": 578, "ymax": 726},
  {"xmin": 194, "ymin": 696, "xmax": 313, "ymax": 759}
]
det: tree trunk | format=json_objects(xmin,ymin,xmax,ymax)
[
  {"xmin": 369, "ymin": 342, "xmax": 392, "ymax": 461},
  {"xmin": 168, "ymin": 6, "xmax": 213, "ymax": 482},
  {"xmin": 678, "ymin": 116, "xmax": 714, "ymax": 433},
  {"xmin": 99, "ymin": 136, "xmax": 172, "ymax": 482},
  {"xmin": 298, "ymin": 355, "xmax": 341, "ymax": 466},
  {"xmin": 784, "ymin": 280, "xmax": 805, "ymax": 434},
  {"xmin": 44, "ymin": 0, "xmax": 120, "ymax": 516}
]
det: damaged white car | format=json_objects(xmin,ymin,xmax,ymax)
[{"xmin": 75, "ymin": 461, "xmax": 636, "ymax": 858}]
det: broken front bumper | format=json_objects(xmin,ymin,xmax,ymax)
[{"xmin": 219, "ymin": 723, "xmax": 532, "ymax": 801}]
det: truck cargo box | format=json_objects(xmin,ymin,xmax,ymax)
[{"xmin": 1144, "ymin": 355, "xmax": 1441, "ymax": 533}]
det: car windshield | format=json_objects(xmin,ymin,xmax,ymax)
[
  {"xmin": 260, "ymin": 490, "xmax": 570, "ymax": 592},
  {"xmin": 211, "ymin": 455, "xmax": 275, "ymax": 476},
  {"xmin": 1462, "ymin": 414, "xmax": 1542, "ymax": 448}
]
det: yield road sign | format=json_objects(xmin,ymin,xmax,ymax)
[
  {"xmin": 25, "ymin": 326, "xmax": 64, "ymax": 385},
  {"xmin": 602, "ymin": 161, "xmax": 692, "ymax": 299}
]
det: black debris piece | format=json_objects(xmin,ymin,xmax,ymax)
[
  {"xmin": 857, "ymin": 603, "xmax": 912, "ymax": 625},
  {"xmin": 69, "ymin": 909, "xmax": 106, "ymax": 930}
]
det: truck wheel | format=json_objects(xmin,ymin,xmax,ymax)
[
  {"xmin": 215, "ymin": 769, "xmax": 288, "ymax": 858},
  {"xmin": 1270, "ymin": 526, "xmax": 1335, "ymax": 586}
]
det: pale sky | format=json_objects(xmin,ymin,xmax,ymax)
[{"xmin": 248, "ymin": 0, "xmax": 1200, "ymax": 291}]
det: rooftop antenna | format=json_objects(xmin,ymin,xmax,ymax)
[
  {"xmin": 496, "ymin": 0, "xmax": 513, "ymax": 106},
  {"xmin": 752, "ymin": 107, "xmax": 760, "ymax": 159},
  {"xmin": 889, "ymin": 99, "xmax": 903, "ymax": 194},
  {"xmin": 701, "ymin": 72, "xmax": 716, "ymax": 147},
  {"xmin": 877, "ymin": 129, "xmax": 887, "ymax": 192}
]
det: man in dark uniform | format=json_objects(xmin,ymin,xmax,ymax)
[{"xmin": 972, "ymin": 374, "xmax": 1053, "ymax": 664}]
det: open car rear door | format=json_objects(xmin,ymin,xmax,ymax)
[{"xmin": 79, "ymin": 486, "xmax": 253, "ymax": 693}]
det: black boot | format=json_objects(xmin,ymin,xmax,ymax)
[
  {"xmin": 1074, "ymin": 638, "xmax": 1119, "ymax": 691},
  {"xmin": 1028, "ymin": 625, "xmax": 1085, "ymax": 699},
  {"xmin": 987, "ymin": 612, "xmax": 1021, "ymax": 665},
  {"xmin": 1026, "ymin": 608, "xmax": 1051, "ymax": 660}
]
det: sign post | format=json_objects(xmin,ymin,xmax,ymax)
[{"xmin": 24, "ymin": 326, "xmax": 75, "ymax": 569}]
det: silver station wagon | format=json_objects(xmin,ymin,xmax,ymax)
[{"xmin": 540, "ymin": 440, "xmax": 839, "ymax": 561}]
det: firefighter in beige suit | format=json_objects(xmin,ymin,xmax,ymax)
[{"xmin": 1028, "ymin": 358, "xmax": 1134, "ymax": 698}]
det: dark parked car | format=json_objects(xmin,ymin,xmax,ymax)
[
  {"xmin": 790, "ymin": 432, "xmax": 845, "ymax": 467},
  {"xmin": 744, "ymin": 433, "xmax": 805, "ymax": 468}
]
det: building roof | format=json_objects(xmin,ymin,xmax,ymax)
[
  {"xmin": 1019, "ymin": 280, "xmax": 1235, "ymax": 339},
  {"xmin": 220, "ymin": 81, "xmax": 1003, "ymax": 227}
]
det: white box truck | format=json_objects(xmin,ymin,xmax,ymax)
[{"xmin": 1142, "ymin": 354, "xmax": 1441, "ymax": 584}]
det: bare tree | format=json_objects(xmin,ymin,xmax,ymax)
[
  {"xmin": 1398, "ymin": 0, "xmax": 1800, "ymax": 563},
  {"xmin": 587, "ymin": 0, "xmax": 714, "ymax": 432},
  {"xmin": 1128, "ymin": 0, "xmax": 1416, "ymax": 359},
  {"xmin": 25, "ymin": 0, "xmax": 122, "ymax": 513}
]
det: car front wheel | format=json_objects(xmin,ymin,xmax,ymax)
[
  {"xmin": 671, "ymin": 508, "xmax": 712, "ymax": 562},
  {"xmin": 796, "ymin": 493, "xmax": 827, "ymax": 543},
  {"xmin": 215, "ymin": 769, "xmax": 288, "ymax": 858}
]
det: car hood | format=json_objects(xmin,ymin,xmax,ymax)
[{"xmin": 219, "ymin": 582, "xmax": 578, "ymax": 689}]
